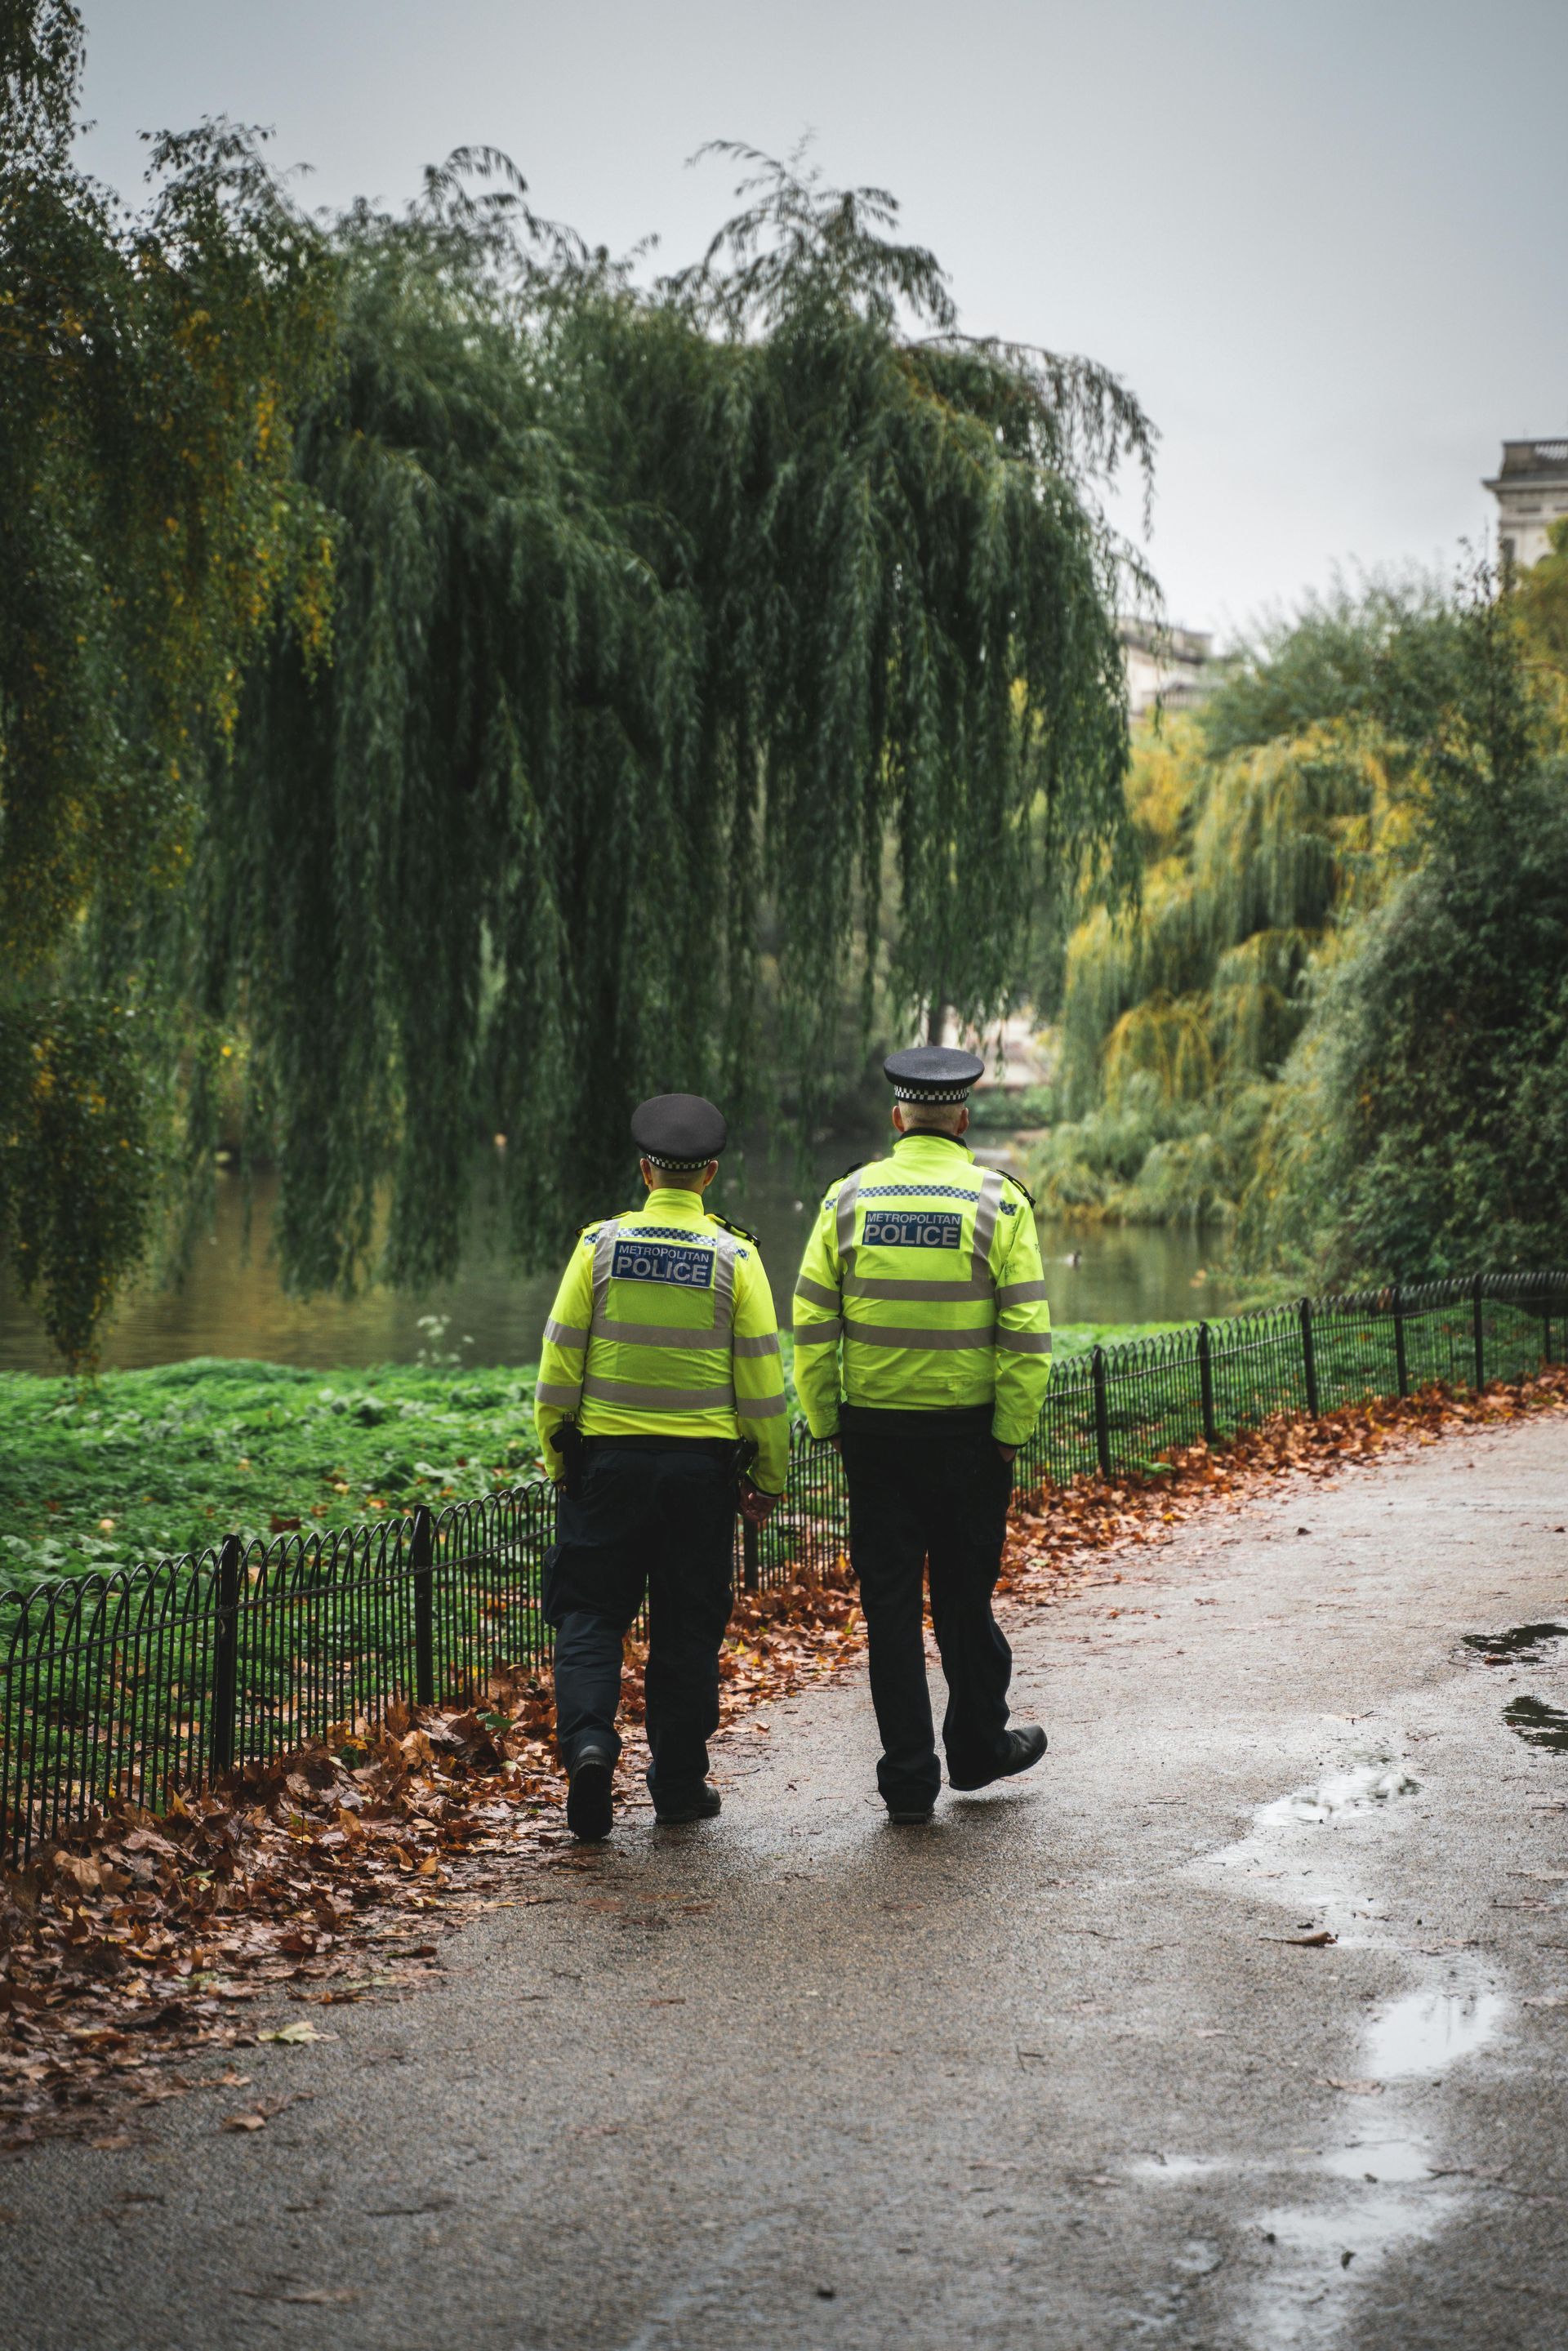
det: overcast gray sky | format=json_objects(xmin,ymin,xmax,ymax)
[{"xmin": 78, "ymin": 0, "xmax": 1567, "ymax": 640}]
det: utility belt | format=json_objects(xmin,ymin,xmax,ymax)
[
  {"xmin": 578, "ymin": 1435, "xmax": 739, "ymax": 1461},
  {"xmin": 838, "ymin": 1401, "xmax": 995, "ymax": 1440},
  {"xmin": 554, "ymin": 1422, "xmax": 755, "ymax": 1500}
]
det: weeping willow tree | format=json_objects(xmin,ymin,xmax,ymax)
[
  {"xmin": 0, "ymin": 2, "xmax": 336, "ymax": 1362},
  {"xmin": 172, "ymin": 145, "xmax": 1152, "ymax": 1302},
  {"xmin": 1036, "ymin": 585, "xmax": 1456, "ymax": 1226}
]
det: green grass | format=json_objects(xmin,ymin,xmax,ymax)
[
  {"xmin": 0, "ymin": 1321, "xmax": 1174, "ymax": 1587},
  {"xmin": 1049, "ymin": 1320, "xmax": 1186, "ymax": 1357},
  {"xmin": 0, "ymin": 1359, "xmax": 546, "ymax": 1590}
]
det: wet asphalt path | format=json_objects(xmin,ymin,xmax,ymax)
[{"xmin": 7, "ymin": 1414, "xmax": 1568, "ymax": 2351}]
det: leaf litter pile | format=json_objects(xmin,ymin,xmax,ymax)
[{"xmin": 4, "ymin": 1368, "xmax": 1565, "ymax": 2153}]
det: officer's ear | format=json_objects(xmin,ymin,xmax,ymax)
[
  {"xmin": 697, "ymin": 1160, "xmax": 719, "ymax": 1192},
  {"xmin": 891, "ymin": 1104, "xmax": 907, "ymax": 1134},
  {"xmin": 954, "ymin": 1106, "xmax": 970, "ymax": 1135},
  {"xmin": 639, "ymin": 1156, "xmax": 657, "ymax": 1191}
]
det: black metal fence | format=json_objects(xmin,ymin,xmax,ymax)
[
  {"xmin": 3, "ymin": 1269, "xmax": 1564, "ymax": 1867},
  {"xmin": 1018, "ymin": 1269, "xmax": 1567, "ymax": 1490}
]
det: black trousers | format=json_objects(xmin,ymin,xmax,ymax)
[
  {"xmin": 542, "ymin": 1444, "xmax": 736, "ymax": 1800},
  {"xmin": 839, "ymin": 1411, "xmax": 1015, "ymax": 1810}
]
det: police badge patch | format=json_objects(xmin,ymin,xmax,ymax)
[
  {"xmin": 861, "ymin": 1210, "xmax": 964, "ymax": 1250},
  {"xmin": 611, "ymin": 1239, "xmax": 715, "ymax": 1288}
]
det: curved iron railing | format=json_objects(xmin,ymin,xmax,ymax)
[{"xmin": 3, "ymin": 1267, "xmax": 1565, "ymax": 1864}]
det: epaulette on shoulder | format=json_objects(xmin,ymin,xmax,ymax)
[
  {"xmin": 834, "ymin": 1159, "xmax": 866, "ymax": 1185},
  {"xmin": 1001, "ymin": 1168, "xmax": 1037, "ymax": 1210},
  {"xmin": 710, "ymin": 1212, "xmax": 760, "ymax": 1246}
]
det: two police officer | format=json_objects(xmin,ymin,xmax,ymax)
[{"xmin": 534, "ymin": 1050, "xmax": 1051, "ymax": 1839}]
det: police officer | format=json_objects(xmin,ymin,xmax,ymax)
[
  {"xmin": 791, "ymin": 1047, "xmax": 1053, "ymax": 1823},
  {"xmin": 534, "ymin": 1095, "xmax": 788, "ymax": 1841}
]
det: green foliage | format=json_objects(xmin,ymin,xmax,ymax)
[
  {"xmin": 1034, "ymin": 578, "xmax": 1524, "ymax": 1239},
  {"xmin": 203, "ymin": 145, "xmax": 1150, "ymax": 1298},
  {"xmin": 967, "ymin": 1084, "xmax": 1054, "ymax": 1130},
  {"xmin": 1512, "ymin": 515, "xmax": 1568, "ymax": 680},
  {"xmin": 1247, "ymin": 588, "xmax": 1568, "ymax": 1279},
  {"xmin": 1056, "ymin": 716, "xmax": 1394, "ymax": 1121},
  {"xmin": 0, "ymin": 997, "xmax": 157, "ymax": 1361},
  {"xmin": 1033, "ymin": 1071, "xmax": 1269, "ymax": 1225},
  {"xmin": 0, "ymin": 3, "xmax": 339, "ymax": 1361},
  {"xmin": 4, "ymin": 26, "xmax": 1147, "ymax": 1356},
  {"xmin": 0, "ymin": 1358, "xmax": 545, "ymax": 1587},
  {"xmin": 1198, "ymin": 578, "xmax": 1460, "ymax": 760},
  {"xmin": 1037, "ymin": 726, "xmax": 1399, "ymax": 1224}
]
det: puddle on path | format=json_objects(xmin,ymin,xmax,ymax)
[
  {"xmin": 1259, "ymin": 1748, "xmax": 1418, "ymax": 1828},
  {"xmin": 1319, "ymin": 2136, "xmax": 1432, "ymax": 2184},
  {"xmin": 1364, "ymin": 1988, "xmax": 1503, "ymax": 2081},
  {"xmin": 1184, "ymin": 1725, "xmax": 1507, "ymax": 2351},
  {"xmin": 1503, "ymin": 1694, "xmax": 1568, "ymax": 1751},
  {"xmin": 1461, "ymin": 1622, "xmax": 1568, "ymax": 1665},
  {"xmin": 1237, "ymin": 1970, "xmax": 1503, "ymax": 2350}
]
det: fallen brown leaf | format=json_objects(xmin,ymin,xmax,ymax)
[{"xmin": 7, "ymin": 1362, "xmax": 1565, "ymax": 2152}]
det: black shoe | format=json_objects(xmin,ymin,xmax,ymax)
[
  {"xmin": 886, "ymin": 1806, "xmax": 934, "ymax": 1826},
  {"xmin": 566, "ymin": 1747, "xmax": 615, "ymax": 1841},
  {"xmin": 947, "ymin": 1725, "xmax": 1048, "ymax": 1793},
  {"xmin": 653, "ymin": 1781, "xmax": 722, "ymax": 1826}
]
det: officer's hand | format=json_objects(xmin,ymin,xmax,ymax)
[
  {"xmin": 738, "ymin": 1479, "xmax": 782, "ymax": 1526},
  {"xmin": 995, "ymin": 1441, "xmax": 1018, "ymax": 1463}
]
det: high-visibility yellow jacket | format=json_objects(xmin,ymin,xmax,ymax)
[
  {"xmin": 791, "ymin": 1132, "xmax": 1052, "ymax": 1445},
  {"xmin": 533, "ymin": 1187, "xmax": 790, "ymax": 1493}
]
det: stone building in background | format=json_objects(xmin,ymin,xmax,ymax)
[
  {"xmin": 1484, "ymin": 439, "xmax": 1568, "ymax": 571},
  {"xmin": 1119, "ymin": 620, "xmax": 1214, "ymax": 719}
]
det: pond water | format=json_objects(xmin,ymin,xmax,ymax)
[{"xmin": 0, "ymin": 1133, "xmax": 1235, "ymax": 1375}]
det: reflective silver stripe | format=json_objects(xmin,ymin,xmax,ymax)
[
  {"xmin": 535, "ymin": 1380, "xmax": 584, "ymax": 1409},
  {"xmin": 791, "ymin": 1318, "xmax": 843, "ymax": 1345},
  {"xmin": 582, "ymin": 1374, "xmax": 735, "ymax": 1410},
  {"xmin": 969, "ymin": 1170, "xmax": 1004, "ymax": 1280},
  {"xmin": 996, "ymin": 1328, "xmax": 1053, "ymax": 1355},
  {"xmin": 844, "ymin": 1273, "xmax": 994, "ymax": 1302},
  {"xmin": 543, "ymin": 1316, "xmax": 590, "ymax": 1348},
  {"xmin": 710, "ymin": 1231, "xmax": 737, "ymax": 1340},
  {"xmin": 794, "ymin": 1274, "xmax": 840, "ymax": 1311},
  {"xmin": 736, "ymin": 1391, "xmax": 788, "ymax": 1418},
  {"xmin": 590, "ymin": 1221, "xmax": 621, "ymax": 1323},
  {"xmin": 842, "ymin": 1321, "xmax": 995, "ymax": 1352},
  {"xmin": 593, "ymin": 1320, "xmax": 726, "ymax": 1349},
  {"xmin": 835, "ymin": 1172, "xmax": 861, "ymax": 1266},
  {"xmin": 733, "ymin": 1330, "xmax": 780, "ymax": 1358},
  {"xmin": 996, "ymin": 1280, "xmax": 1050, "ymax": 1308}
]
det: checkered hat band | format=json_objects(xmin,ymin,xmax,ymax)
[
  {"xmin": 892, "ymin": 1080, "xmax": 973, "ymax": 1104},
  {"xmin": 645, "ymin": 1151, "xmax": 715, "ymax": 1170}
]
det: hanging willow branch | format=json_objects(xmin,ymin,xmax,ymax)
[
  {"xmin": 0, "ymin": 2, "xmax": 338, "ymax": 1364},
  {"xmin": 182, "ymin": 144, "xmax": 1155, "ymax": 1297}
]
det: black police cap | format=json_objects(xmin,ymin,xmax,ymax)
[
  {"xmin": 883, "ymin": 1045, "xmax": 986, "ymax": 1105},
  {"xmin": 630, "ymin": 1093, "xmax": 728, "ymax": 1170}
]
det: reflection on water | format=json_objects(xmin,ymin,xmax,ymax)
[
  {"xmin": 1362, "ymin": 1987, "xmax": 1504, "ymax": 2081},
  {"xmin": 0, "ymin": 1138, "xmax": 1236, "ymax": 1374}
]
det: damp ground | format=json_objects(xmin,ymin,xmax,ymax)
[{"xmin": 6, "ymin": 1415, "xmax": 1568, "ymax": 2351}]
